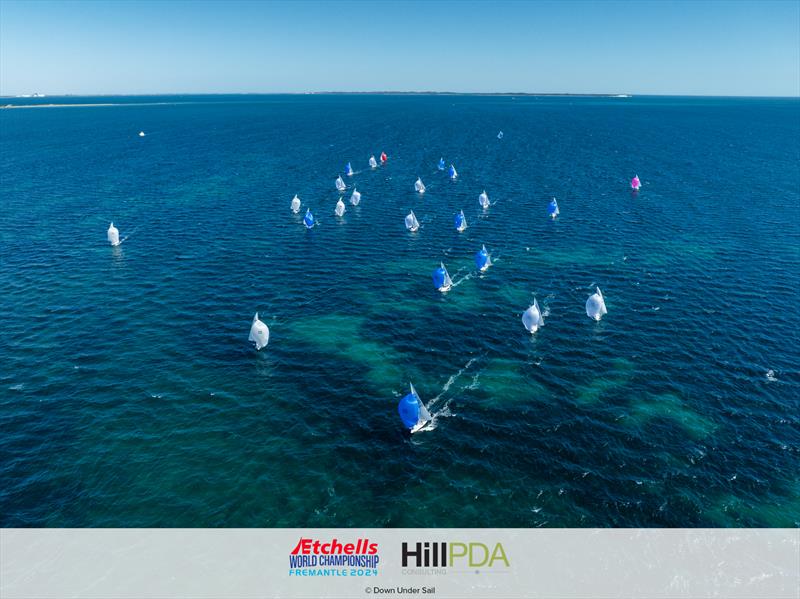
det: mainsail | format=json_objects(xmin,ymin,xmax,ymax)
[
  {"xmin": 291, "ymin": 195, "xmax": 301, "ymax": 213},
  {"xmin": 369, "ymin": 155, "xmax": 378, "ymax": 168},
  {"xmin": 345, "ymin": 162, "xmax": 354, "ymax": 176},
  {"xmin": 415, "ymin": 177, "xmax": 426, "ymax": 193},
  {"xmin": 335, "ymin": 198, "xmax": 346, "ymax": 217},
  {"xmin": 479, "ymin": 190, "xmax": 490, "ymax": 209},
  {"xmin": 449, "ymin": 164, "xmax": 458, "ymax": 180},
  {"xmin": 335, "ymin": 176, "xmax": 346, "ymax": 192},
  {"xmin": 350, "ymin": 188, "xmax": 361, "ymax": 206},
  {"xmin": 438, "ymin": 157, "xmax": 446, "ymax": 171}
]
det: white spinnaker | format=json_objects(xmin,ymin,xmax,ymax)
[
  {"xmin": 586, "ymin": 287, "xmax": 607, "ymax": 321},
  {"xmin": 107, "ymin": 222, "xmax": 120, "ymax": 246},
  {"xmin": 335, "ymin": 198, "xmax": 346, "ymax": 216},
  {"xmin": 249, "ymin": 312, "xmax": 270, "ymax": 350}
]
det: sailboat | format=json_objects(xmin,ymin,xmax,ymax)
[
  {"xmin": 449, "ymin": 164, "xmax": 458, "ymax": 180},
  {"xmin": 350, "ymin": 188, "xmax": 361, "ymax": 206},
  {"xmin": 138, "ymin": 131, "xmax": 145, "ymax": 137},
  {"xmin": 398, "ymin": 383, "xmax": 432, "ymax": 434},
  {"xmin": 345, "ymin": 162, "xmax": 354, "ymax": 177},
  {"xmin": 497, "ymin": 131, "xmax": 504, "ymax": 139},
  {"xmin": 335, "ymin": 175, "xmax": 346, "ymax": 192},
  {"xmin": 291, "ymin": 194, "xmax": 301, "ymax": 213},
  {"xmin": 107, "ymin": 222, "xmax": 120, "ymax": 246},
  {"xmin": 335, "ymin": 198, "xmax": 346, "ymax": 217},
  {"xmin": 249, "ymin": 312, "xmax": 270, "ymax": 350},
  {"xmin": 475, "ymin": 244, "xmax": 491, "ymax": 271},
  {"xmin": 432, "ymin": 262, "xmax": 453, "ymax": 292},
  {"xmin": 369, "ymin": 155, "xmax": 378, "ymax": 169},
  {"xmin": 454, "ymin": 210, "xmax": 467, "ymax": 232},
  {"xmin": 415, "ymin": 177, "xmax": 426, "ymax": 194},
  {"xmin": 631, "ymin": 175, "xmax": 641, "ymax": 191},
  {"xmin": 548, "ymin": 198, "xmax": 560, "ymax": 219},
  {"xmin": 303, "ymin": 208, "xmax": 315, "ymax": 229},
  {"xmin": 522, "ymin": 298, "xmax": 544, "ymax": 333},
  {"xmin": 380, "ymin": 151, "xmax": 387, "ymax": 164},
  {"xmin": 586, "ymin": 287, "xmax": 608, "ymax": 321},
  {"xmin": 405, "ymin": 210, "xmax": 420, "ymax": 232},
  {"xmin": 437, "ymin": 157, "xmax": 446, "ymax": 171},
  {"xmin": 478, "ymin": 190, "xmax": 490, "ymax": 209}
]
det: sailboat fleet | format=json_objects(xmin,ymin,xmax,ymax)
[{"xmin": 112, "ymin": 138, "xmax": 638, "ymax": 435}]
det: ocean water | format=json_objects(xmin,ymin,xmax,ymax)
[{"xmin": 1, "ymin": 95, "xmax": 799, "ymax": 527}]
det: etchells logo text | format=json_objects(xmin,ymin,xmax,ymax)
[
  {"xmin": 288, "ymin": 538, "xmax": 380, "ymax": 577},
  {"xmin": 401, "ymin": 541, "xmax": 509, "ymax": 575}
]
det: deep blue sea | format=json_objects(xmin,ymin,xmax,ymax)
[{"xmin": 1, "ymin": 95, "xmax": 799, "ymax": 527}]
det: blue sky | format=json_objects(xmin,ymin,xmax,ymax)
[{"xmin": 1, "ymin": 0, "xmax": 798, "ymax": 96}]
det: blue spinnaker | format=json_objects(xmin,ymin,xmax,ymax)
[
  {"xmin": 303, "ymin": 209, "xmax": 315, "ymax": 228},
  {"xmin": 455, "ymin": 212, "xmax": 465, "ymax": 230},
  {"xmin": 475, "ymin": 246, "xmax": 490, "ymax": 270},
  {"xmin": 432, "ymin": 266, "xmax": 447, "ymax": 289},
  {"xmin": 548, "ymin": 198, "xmax": 559, "ymax": 217},
  {"xmin": 438, "ymin": 158, "xmax": 445, "ymax": 170},
  {"xmin": 398, "ymin": 390, "xmax": 420, "ymax": 430}
]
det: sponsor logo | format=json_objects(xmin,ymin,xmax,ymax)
[
  {"xmin": 401, "ymin": 541, "xmax": 509, "ymax": 573},
  {"xmin": 289, "ymin": 538, "xmax": 380, "ymax": 577}
]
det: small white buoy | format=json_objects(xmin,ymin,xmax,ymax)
[{"xmin": 138, "ymin": 131, "xmax": 145, "ymax": 137}]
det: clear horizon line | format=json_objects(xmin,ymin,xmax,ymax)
[{"xmin": 2, "ymin": 91, "xmax": 799, "ymax": 99}]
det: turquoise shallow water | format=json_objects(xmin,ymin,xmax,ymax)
[{"xmin": 1, "ymin": 95, "xmax": 799, "ymax": 527}]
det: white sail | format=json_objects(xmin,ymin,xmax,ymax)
[
  {"xmin": 522, "ymin": 298, "xmax": 544, "ymax": 333},
  {"xmin": 107, "ymin": 222, "xmax": 120, "ymax": 246},
  {"xmin": 290, "ymin": 195, "xmax": 301, "ymax": 213},
  {"xmin": 497, "ymin": 131, "xmax": 503, "ymax": 139},
  {"xmin": 350, "ymin": 188, "xmax": 361, "ymax": 206},
  {"xmin": 586, "ymin": 287, "xmax": 608, "ymax": 321},
  {"xmin": 409, "ymin": 383, "xmax": 432, "ymax": 433},
  {"xmin": 405, "ymin": 210, "xmax": 420, "ymax": 231},
  {"xmin": 479, "ymin": 190, "xmax": 490, "ymax": 208},
  {"xmin": 335, "ymin": 176, "xmax": 346, "ymax": 192},
  {"xmin": 415, "ymin": 177, "xmax": 426, "ymax": 193},
  {"xmin": 335, "ymin": 198, "xmax": 346, "ymax": 216},
  {"xmin": 369, "ymin": 155, "xmax": 378, "ymax": 168},
  {"xmin": 248, "ymin": 312, "xmax": 270, "ymax": 350},
  {"xmin": 449, "ymin": 165, "xmax": 458, "ymax": 179},
  {"xmin": 442, "ymin": 263, "xmax": 453, "ymax": 289},
  {"xmin": 138, "ymin": 131, "xmax": 145, "ymax": 137}
]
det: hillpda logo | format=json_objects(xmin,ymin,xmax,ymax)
[
  {"xmin": 401, "ymin": 541, "xmax": 509, "ymax": 574},
  {"xmin": 288, "ymin": 538, "xmax": 380, "ymax": 577}
]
